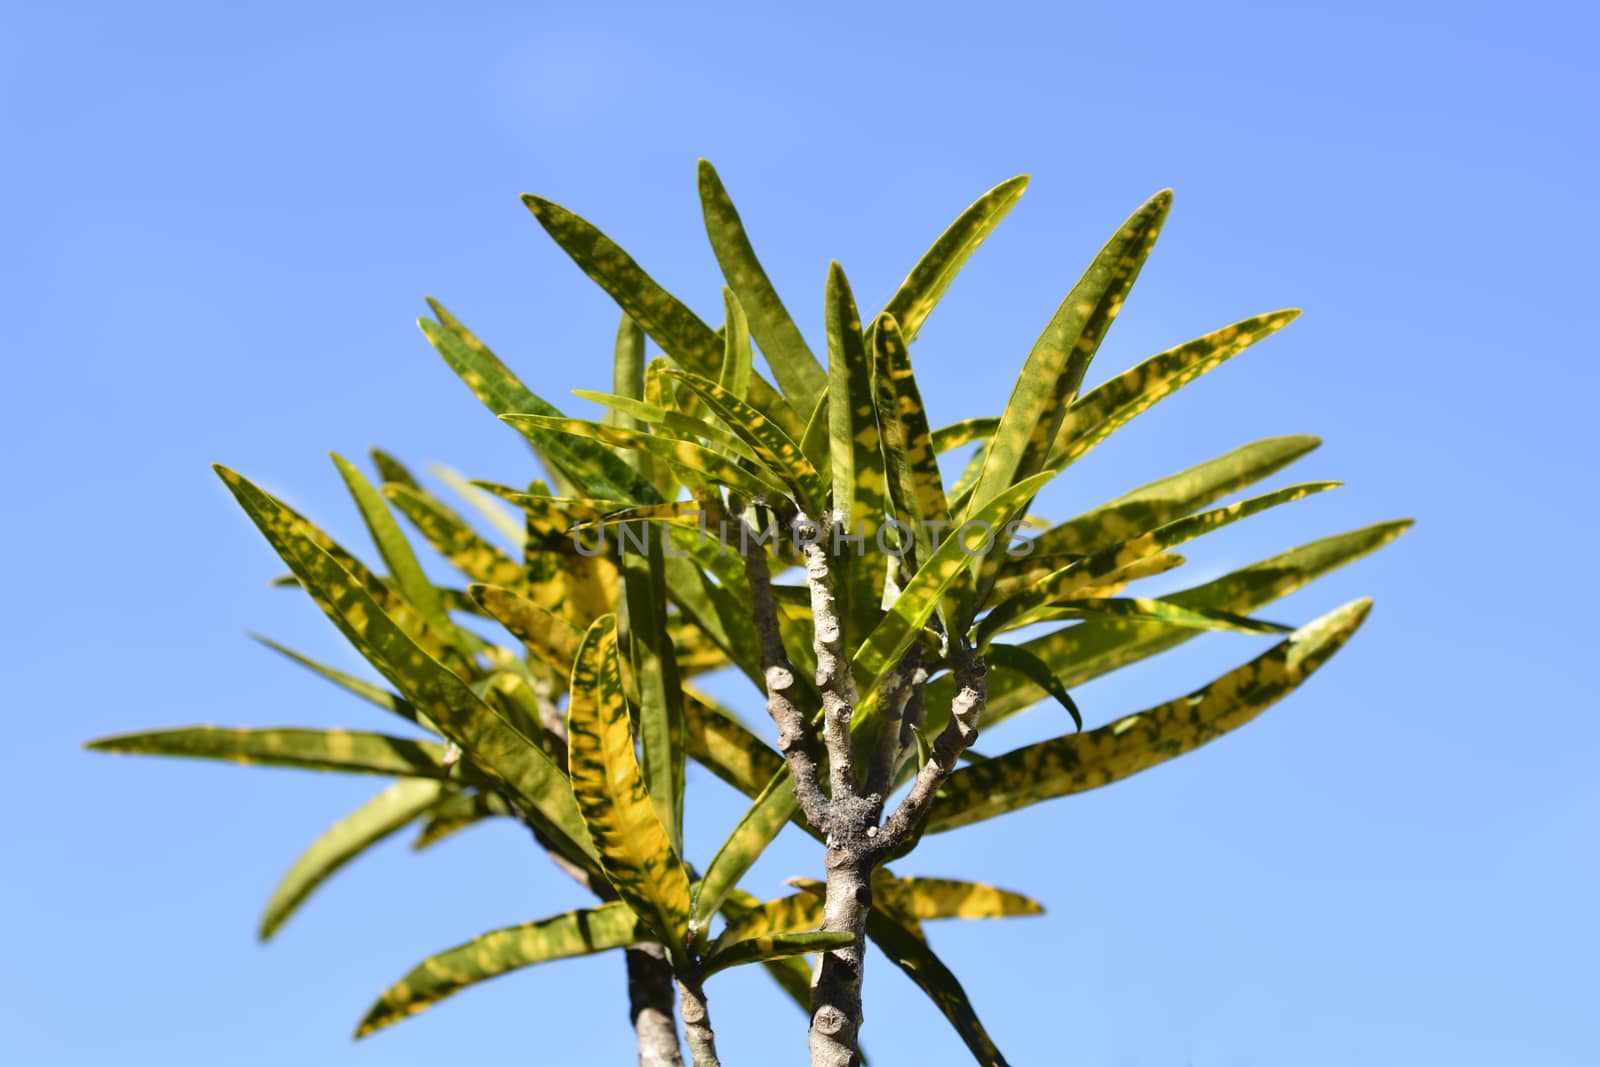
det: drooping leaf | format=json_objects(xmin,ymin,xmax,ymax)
[
  {"xmin": 412, "ymin": 790, "xmax": 510, "ymax": 851},
  {"xmin": 1048, "ymin": 310, "xmax": 1301, "ymax": 469},
  {"xmin": 983, "ymin": 644, "xmax": 1082, "ymax": 731},
  {"xmin": 683, "ymin": 687, "xmax": 786, "ymax": 798},
  {"xmin": 696, "ymin": 160, "xmax": 828, "ymax": 416},
  {"xmin": 260, "ymin": 779, "xmax": 446, "ymax": 940},
  {"xmin": 354, "ymin": 902, "xmax": 642, "ymax": 1038},
  {"xmin": 930, "ymin": 598, "xmax": 1374, "ymax": 832},
  {"xmin": 566, "ymin": 616, "xmax": 692, "ymax": 957},
  {"xmin": 86, "ymin": 726, "xmax": 456, "ymax": 779},
  {"xmin": 215, "ymin": 466, "xmax": 595, "ymax": 866},
  {"xmin": 881, "ymin": 174, "xmax": 1029, "ymax": 344},
  {"xmin": 867, "ymin": 906, "xmax": 1013, "ymax": 1066}
]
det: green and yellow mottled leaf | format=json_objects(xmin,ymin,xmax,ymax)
[
  {"xmin": 709, "ymin": 891, "xmax": 823, "ymax": 953},
  {"xmin": 719, "ymin": 286, "xmax": 753, "ymax": 400},
  {"xmin": 874, "ymin": 875, "xmax": 1044, "ymax": 922},
  {"xmin": 980, "ymin": 481, "xmax": 1339, "ymax": 638},
  {"xmin": 420, "ymin": 300, "xmax": 655, "ymax": 503},
  {"xmin": 430, "ymin": 463, "xmax": 527, "ymax": 544},
  {"xmin": 215, "ymin": 466, "xmax": 595, "ymax": 865},
  {"xmin": 980, "ymin": 595, "xmax": 1292, "ymax": 647},
  {"xmin": 930, "ymin": 417, "xmax": 999, "ymax": 455},
  {"xmin": 86, "ymin": 726, "xmax": 454, "ymax": 778},
  {"xmin": 696, "ymin": 160, "xmax": 828, "ymax": 417},
  {"xmin": 664, "ymin": 368, "xmax": 824, "ymax": 512},
  {"xmin": 383, "ymin": 482, "xmax": 524, "ymax": 587},
  {"xmin": 961, "ymin": 190, "xmax": 1171, "ymax": 517},
  {"xmin": 882, "ymin": 175, "xmax": 1028, "ymax": 344},
  {"xmin": 875, "ymin": 314, "xmax": 951, "ymax": 558},
  {"xmin": 683, "ymin": 687, "xmax": 785, "ymax": 798},
  {"xmin": 1049, "ymin": 311, "xmax": 1300, "ymax": 469},
  {"xmin": 931, "ymin": 598, "xmax": 1373, "ymax": 832},
  {"xmin": 571, "ymin": 390, "xmax": 759, "ymax": 463},
  {"xmin": 502, "ymin": 415, "xmax": 790, "ymax": 500},
  {"xmin": 566, "ymin": 616, "xmax": 692, "ymax": 956},
  {"xmin": 469, "ymin": 583, "xmax": 584, "ymax": 673},
  {"xmin": 355, "ymin": 902, "xmax": 642, "ymax": 1038},
  {"xmin": 702, "ymin": 930, "xmax": 854, "ymax": 979},
  {"xmin": 620, "ymin": 528, "xmax": 687, "ymax": 851},
  {"xmin": 260, "ymin": 779, "xmax": 445, "ymax": 940},
  {"xmin": 331, "ymin": 453, "xmax": 458, "ymax": 643}
]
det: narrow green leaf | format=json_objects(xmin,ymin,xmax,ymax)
[
  {"xmin": 980, "ymin": 595, "xmax": 1292, "ymax": 647},
  {"xmin": 983, "ymin": 644, "xmax": 1082, "ymax": 731},
  {"xmin": 696, "ymin": 160, "xmax": 828, "ymax": 416},
  {"xmin": 709, "ymin": 891, "xmax": 823, "ymax": 953},
  {"xmin": 702, "ymin": 930, "xmax": 854, "ymax": 979},
  {"xmin": 979, "ymin": 482, "xmax": 1340, "ymax": 639},
  {"xmin": 719, "ymin": 287, "xmax": 753, "ymax": 399},
  {"xmin": 566, "ymin": 616, "xmax": 692, "ymax": 956},
  {"xmin": 867, "ymin": 907, "xmax": 1013, "ymax": 1066},
  {"xmin": 852, "ymin": 470, "xmax": 1058, "ymax": 701},
  {"xmin": 930, "ymin": 417, "xmax": 999, "ymax": 455},
  {"xmin": 502, "ymin": 415, "xmax": 790, "ymax": 500},
  {"xmin": 693, "ymin": 770, "xmax": 800, "ymax": 932},
  {"xmin": 572, "ymin": 389, "xmax": 760, "ymax": 463},
  {"xmin": 1018, "ymin": 434, "xmax": 1322, "ymax": 563},
  {"xmin": 214, "ymin": 466, "xmax": 596, "ymax": 864},
  {"xmin": 383, "ymin": 482, "xmax": 524, "ymax": 587},
  {"xmin": 664, "ymin": 367, "xmax": 825, "ymax": 512},
  {"xmin": 1048, "ymin": 310, "xmax": 1301, "ymax": 469},
  {"xmin": 931, "ymin": 598, "xmax": 1374, "ymax": 832},
  {"xmin": 248, "ymin": 633, "xmax": 419, "ymax": 726},
  {"xmin": 683, "ymin": 687, "xmax": 786, "ymax": 798},
  {"xmin": 420, "ymin": 301, "xmax": 655, "ymax": 503},
  {"xmin": 86, "ymin": 726, "xmax": 453, "ymax": 778},
  {"xmin": 620, "ymin": 526, "xmax": 687, "ymax": 852},
  {"xmin": 875, "ymin": 314, "xmax": 951, "ymax": 557},
  {"xmin": 882, "ymin": 175, "xmax": 1029, "ymax": 344},
  {"xmin": 369, "ymin": 447, "xmax": 422, "ymax": 490},
  {"xmin": 260, "ymin": 779, "xmax": 445, "ymax": 940},
  {"xmin": 469, "ymin": 583, "xmax": 584, "ymax": 673},
  {"xmin": 355, "ymin": 902, "xmax": 641, "ymax": 1038},
  {"xmin": 875, "ymin": 875, "xmax": 1044, "ymax": 922},
  {"xmin": 963, "ymin": 190, "xmax": 1172, "ymax": 517},
  {"xmin": 430, "ymin": 464, "xmax": 528, "ymax": 544},
  {"xmin": 331, "ymin": 453, "xmax": 457, "ymax": 642}
]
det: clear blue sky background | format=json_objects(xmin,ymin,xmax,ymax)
[{"xmin": 5, "ymin": 2, "xmax": 1595, "ymax": 1064}]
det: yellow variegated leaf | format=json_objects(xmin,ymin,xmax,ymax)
[
  {"xmin": 248, "ymin": 633, "xmax": 421, "ymax": 726},
  {"xmin": 502, "ymin": 415, "xmax": 790, "ymax": 500},
  {"xmin": 873, "ymin": 874, "xmax": 1044, "ymax": 921},
  {"xmin": 881, "ymin": 174, "xmax": 1028, "ymax": 344},
  {"xmin": 1048, "ymin": 310, "xmax": 1301, "ymax": 469},
  {"xmin": 260, "ymin": 779, "xmax": 446, "ymax": 940},
  {"xmin": 571, "ymin": 389, "xmax": 759, "ymax": 463},
  {"xmin": 215, "ymin": 467, "xmax": 596, "ymax": 866},
  {"xmin": 355, "ymin": 902, "xmax": 642, "ymax": 1038},
  {"xmin": 664, "ymin": 367, "xmax": 825, "ymax": 512},
  {"xmin": 693, "ymin": 770, "xmax": 801, "ymax": 933},
  {"xmin": 930, "ymin": 598, "xmax": 1374, "ymax": 833},
  {"xmin": 383, "ymin": 482, "xmax": 524, "ymax": 587},
  {"xmin": 696, "ymin": 160, "xmax": 827, "ymax": 417},
  {"xmin": 708, "ymin": 891, "xmax": 823, "ymax": 954},
  {"xmin": 979, "ymin": 482, "xmax": 1339, "ymax": 638},
  {"xmin": 701, "ymin": 930, "xmax": 854, "ymax": 979},
  {"xmin": 85, "ymin": 726, "xmax": 455, "ymax": 778},
  {"xmin": 566, "ymin": 616, "xmax": 692, "ymax": 956},
  {"xmin": 470, "ymin": 583, "xmax": 584, "ymax": 674},
  {"xmin": 683, "ymin": 687, "xmax": 785, "ymax": 798},
  {"xmin": 412, "ymin": 790, "xmax": 510, "ymax": 851}
]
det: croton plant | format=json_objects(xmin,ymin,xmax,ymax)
[{"xmin": 90, "ymin": 160, "xmax": 1407, "ymax": 1067}]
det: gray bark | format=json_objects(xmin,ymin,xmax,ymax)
[{"xmin": 627, "ymin": 944, "xmax": 684, "ymax": 1067}]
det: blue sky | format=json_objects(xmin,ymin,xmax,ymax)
[{"xmin": 5, "ymin": 1, "xmax": 1596, "ymax": 1064}]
